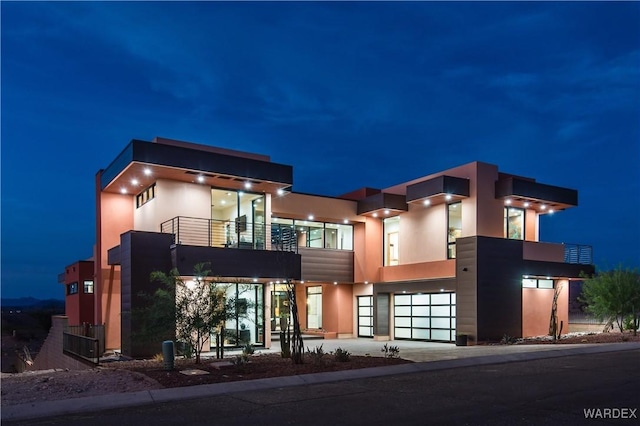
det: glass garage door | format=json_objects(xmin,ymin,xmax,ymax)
[
  {"xmin": 394, "ymin": 292, "xmax": 456, "ymax": 342},
  {"xmin": 357, "ymin": 296, "xmax": 374, "ymax": 338}
]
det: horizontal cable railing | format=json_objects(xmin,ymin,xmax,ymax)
[
  {"xmin": 563, "ymin": 244, "xmax": 593, "ymax": 265},
  {"xmin": 160, "ymin": 216, "xmax": 298, "ymax": 253}
]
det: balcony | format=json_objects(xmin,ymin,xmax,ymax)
[
  {"xmin": 523, "ymin": 241, "xmax": 593, "ymax": 265},
  {"xmin": 160, "ymin": 216, "xmax": 298, "ymax": 252}
]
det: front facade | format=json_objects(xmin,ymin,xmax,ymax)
[{"xmin": 82, "ymin": 137, "xmax": 593, "ymax": 357}]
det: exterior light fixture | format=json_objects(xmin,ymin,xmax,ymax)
[
  {"xmin": 131, "ymin": 179, "xmax": 139, "ymax": 186},
  {"xmin": 372, "ymin": 213, "xmax": 378, "ymax": 218},
  {"xmin": 197, "ymin": 175, "xmax": 205, "ymax": 183},
  {"xmin": 549, "ymin": 209, "xmax": 555, "ymax": 214},
  {"xmin": 144, "ymin": 168, "xmax": 152, "ymax": 176},
  {"xmin": 524, "ymin": 202, "xmax": 530, "ymax": 208},
  {"xmin": 423, "ymin": 199, "xmax": 431, "ymax": 206},
  {"xmin": 301, "ymin": 280, "xmax": 305, "ymax": 284},
  {"xmin": 343, "ymin": 219, "xmax": 348, "ymax": 224},
  {"xmin": 505, "ymin": 199, "xmax": 512, "ymax": 205},
  {"xmin": 384, "ymin": 209, "xmax": 390, "ymax": 215},
  {"xmin": 364, "ymin": 281, "xmax": 369, "ymax": 285},
  {"xmin": 308, "ymin": 215, "xmax": 314, "ymax": 220},
  {"xmin": 120, "ymin": 188, "xmax": 127, "ymax": 194},
  {"xmin": 333, "ymin": 281, "xmax": 337, "ymax": 285},
  {"xmin": 253, "ymin": 278, "xmax": 258, "ymax": 282},
  {"xmin": 445, "ymin": 194, "xmax": 452, "ymax": 201},
  {"xmin": 277, "ymin": 188, "xmax": 284, "ymax": 196},
  {"xmin": 541, "ymin": 204, "xmax": 547, "ymax": 210},
  {"xmin": 244, "ymin": 182, "xmax": 252, "ymax": 189}
]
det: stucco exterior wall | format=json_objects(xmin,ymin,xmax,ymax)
[
  {"xmin": 399, "ymin": 203, "xmax": 447, "ymax": 263},
  {"xmin": 271, "ymin": 192, "xmax": 360, "ymax": 223},
  {"xmin": 522, "ymin": 280, "xmax": 569, "ymax": 338},
  {"xmin": 321, "ymin": 284, "xmax": 353, "ymax": 336},
  {"xmin": 96, "ymin": 187, "xmax": 132, "ymax": 350},
  {"xmin": 134, "ymin": 179, "xmax": 211, "ymax": 232},
  {"xmin": 354, "ymin": 217, "xmax": 382, "ymax": 283},
  {"xmin": 379, "ymin": 259, "xmax": 455, "ymax": 282}
]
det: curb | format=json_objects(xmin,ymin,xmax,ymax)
[{"xmin": 3, "ymin": 343, "xmax": 639, "ymax": 422}]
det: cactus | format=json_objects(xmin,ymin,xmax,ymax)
[{"xmin": 280, "ymin": 321, "xmax": 291, "ymax": 358}]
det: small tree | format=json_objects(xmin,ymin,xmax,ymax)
[
  {"xmin": 148, "ymin": 263, "xmax": 238, "ymax": 363},
  {"xmin": 549, "ymin": 282, "xmax": 564, "ymax": 341},
  {"xmin": 284, "ymin": 279, "xmax": 305, "ymax": 364},
  {"xmin": 581, "ymin": 266, "xmax": 640, "ymax": 335}
]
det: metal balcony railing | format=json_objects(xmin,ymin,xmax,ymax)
[
  {"xmin": 63, "ymin": 324, "xmax": 105, "ymax": 365},
  {"xmin": 160, "ymin": 216, "xmax": 298, "ymax": 253},
  {"xmin": 563, "ymin": 244, "xmax": 593, "ymax": 265}
]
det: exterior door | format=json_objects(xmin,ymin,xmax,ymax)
[{"xmin": 357, "ymin": 296, "xmax": 374, "ymax": 337}]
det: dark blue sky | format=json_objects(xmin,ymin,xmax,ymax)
[{"xmin": 2, "ymin": 2, "xmax": 639, "ymax": 300}]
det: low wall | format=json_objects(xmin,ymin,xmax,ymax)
[{"xmin": 29, "ymin": 316, "xmax": 92, "ymax": 371}]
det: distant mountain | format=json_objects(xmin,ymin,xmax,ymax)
[{"xmin": 1, "ymin": 297, "xmax": 65, "ymax": 309}]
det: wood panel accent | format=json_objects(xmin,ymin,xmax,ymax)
[{"xmin": 299, "ymin": 248, "xmax": 353, "ymax": 283}]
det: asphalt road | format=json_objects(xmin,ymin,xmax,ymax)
[{"xmin": 7, "ymin": 349, "xmax": 639, "ymax": 426}]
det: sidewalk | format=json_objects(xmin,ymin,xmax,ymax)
[{"xmin": 3, "ymin": 341, "xmax": 639, "ymax": 422}]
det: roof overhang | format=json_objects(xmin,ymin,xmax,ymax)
[
  {"xmin": 100, "ymin": 139, "xmax": 294, "ymax": 196},
  {"xmin": 357, "ymin": 192, "xmax": 408, "ymax": 217},
  {"xmin": 406, "ymin": 175, "xmax": 470, "ymax": 207},
  {"xmin": 496, "ymin": 176, "xmax": 577, "ymax": 213}
]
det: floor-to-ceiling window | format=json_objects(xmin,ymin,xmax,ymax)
[
  {"xmin": 211, "ymin": 188, "xmax": 265, "ymax": 249},
  {"xmin": 384, "ymin": 216, "xmax": 400, "ymax": 266},
  {"xmin": 306, "ymin": 286, "xmax": 323, "ymax": 329},
  {"xmin": 271, "ymin": 284, "xmax": 290, "ymax": 332},
  {"xmin": 447, "ymin": 202, "xmax": 462, "ymax": 259},
  {"xmin": 215, "ymin": 282, "xmax": 264, "ymax": 347},
  {"xmin": 504, "ymin": 207, "xmax": 525, "ymax": 240}
]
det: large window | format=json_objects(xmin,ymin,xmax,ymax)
[
  {"xmin": 504, "ymin": 207, "xmax": 525, "ymax": 240},
  {"xmin": 306, "ymin": 286, "xmax": 323, "ymax": 329},
  {"xmin": 448, "ymin": 202, "xmax": 462, "ymax": 259},
  {"xmin": 216, "ymin": 282, "xmax": 264, "ymax": 347},
  {"xmin": 383, "ymin": 216, "xmax": 400, "ymax": 266},
  {"xmin": 271, "ymin": 218, "xmax": 353, "ymax": 250},
  {"xmin": 211, "ymin": 188, "xmax": 265, "ymax": 249}
]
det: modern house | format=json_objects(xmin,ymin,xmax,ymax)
[{"xmin": 70, "ymin": 137, "xmax": 594, "ymax": 357}]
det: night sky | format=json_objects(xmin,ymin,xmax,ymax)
[{"xmin": 1, "ymin": 2, "xmax": 639, "ymax": 300}]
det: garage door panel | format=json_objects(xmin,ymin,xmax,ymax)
[{"xmin": 393, "ymin": 292, "xmax": 455, "ymax": 343}]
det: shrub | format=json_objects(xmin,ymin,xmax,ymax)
[
  {"xmin": 306, "ymin": 344, "xmax": 326, "ymax": 363},
  {"xmin": 501, "ymin": 334, "xmax": 517, "ymax": 345},
  {"xmin": 333, "ymin": 347, "xmax": 351, "ymax": 362},
  {"xmin": 242, "ymin": 343, "xmax": 255, "ymax": 355},
  {"xmin": 230, "ymin": 353, "xmax": 250, "ymax": 370},
  {"xmin": 381, "ymin": 343, "xmax": 400, "ymax": 359}
]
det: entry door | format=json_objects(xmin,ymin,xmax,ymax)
[
  {"xmin": 394, "ymin": 292, "xmax": 456, "ymax": 342},
  {"xmin": 357, "ymin": 296, "xmax": 374, "ymax": 337}
]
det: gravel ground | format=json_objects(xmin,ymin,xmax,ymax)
[
  {"xmin": 1, "ymin": 368, "xmax": 163, "ymax": 406},
  {"xmin": 2, "ymin": 332, "xmax": 637, "ymax": 407}
]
